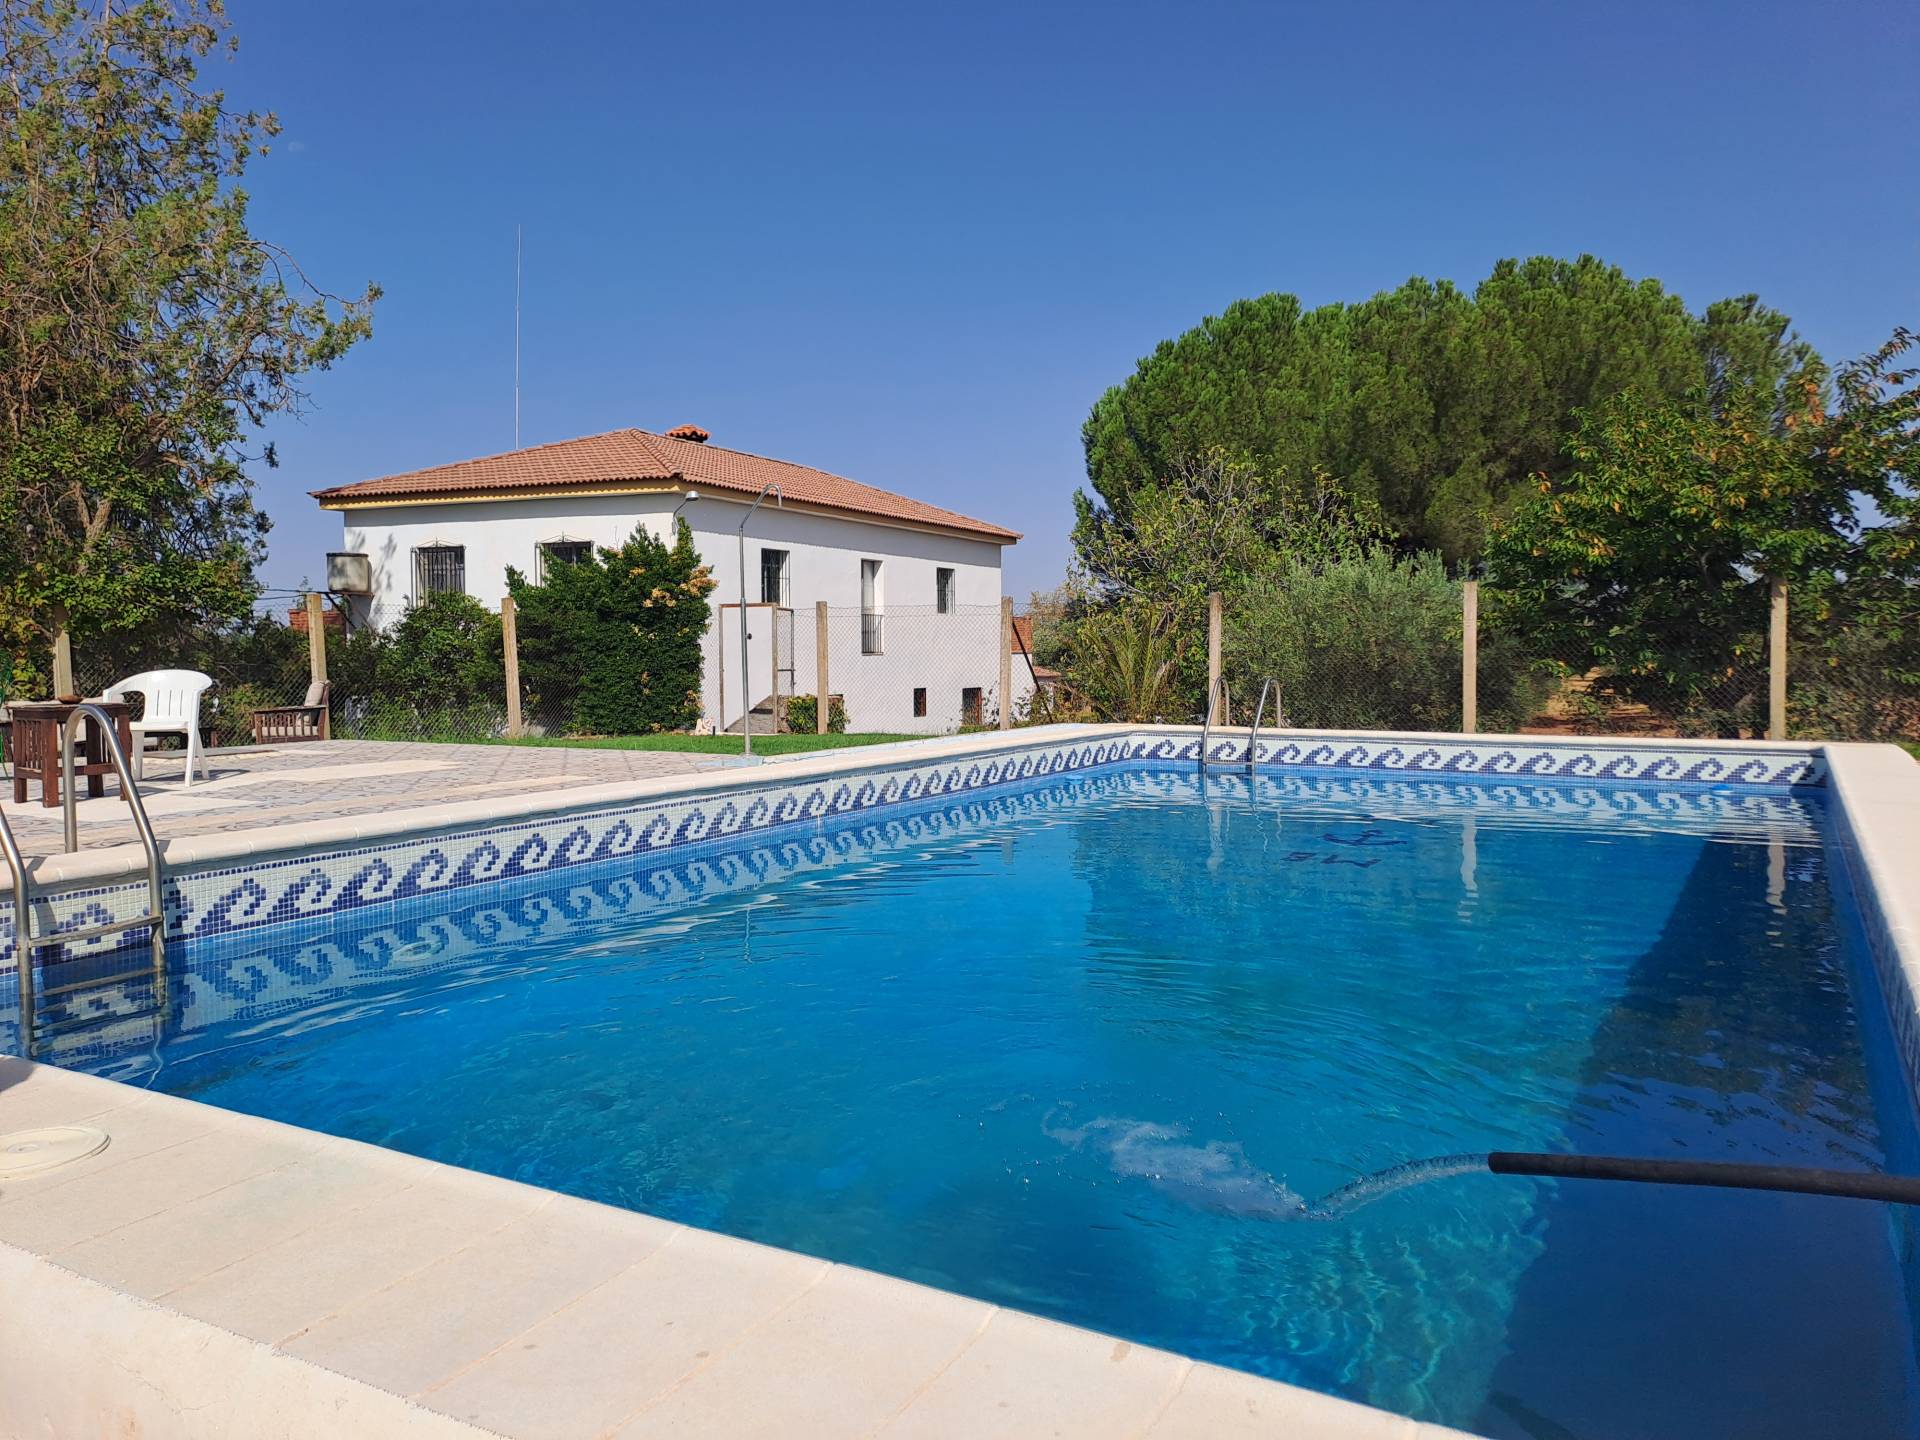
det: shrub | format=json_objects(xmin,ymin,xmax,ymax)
[
  {"xmin": 1061, "ymin": 606, "xmax": 1182, "ymax": 722},
  {"xmin": 377, "ymin": 591, "xmax": 505, "ymax": 716},
  {"xmin": 508, "ymin": 521, "xmax": 715, "ymax": 735},
  {"xmin": 786, "ymin": 693, "xmax": 847, "ymax": 733},
  {"xmin": 1226, "ymin": 549, "xmax": 1548, "ymax": 732}
]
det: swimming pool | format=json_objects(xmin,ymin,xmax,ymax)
[{"xmin": 19, "ymin": 760, "xmax": 1920, "ymax": 1437}]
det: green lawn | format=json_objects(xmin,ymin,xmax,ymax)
[
  {"xmin": 490, "ymin": 731, "xmax": 923, "ymax": 756},
  {"xmin": 1899, "ymin": 740, "xmax": 1920, "ymax": 761}
]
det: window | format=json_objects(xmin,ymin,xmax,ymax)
[
  {"xmin": 936, "ymin": 567, "xmax": 955, "ymax": 614},
  {"xmin": 538, "ymin": 540, "xmax": 592, "ymax": 581},
  {"xmin": 760, "ymin": 548, "xmax": 791, "ymax": 606},
  {"xmin": 413, "ymin": 545, "xmax": 466, "ymax": 597},
  {"xmin": 860, "ymin": 558, "xmax": 884, "ymax": 654},
  {"xmin": 912, "ymin": 687, "xmax": 928, "ymax": 718},
  {"xmin": 961, "ymin": 687, "xmax": 984, "ymax": 726}
]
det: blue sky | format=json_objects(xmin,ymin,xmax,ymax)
[{"xmin": 231, "ymin": 0, "xmax": 1918, "ymax": 601}]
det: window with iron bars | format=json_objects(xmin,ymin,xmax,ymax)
[
  {"xmin": 936, "ymin": 567, "xmax": 955, "ymax": 614},
  {"xmin": 761, "ymin": 548, "xmax": 791, "ymax": 606},
  {"xmin": 538, "ymin": 540, "xmax": 592, "ymax": 581},
  {"xmin": 414, "ymin": 545, "xmax": 466, "ymax": 598}
]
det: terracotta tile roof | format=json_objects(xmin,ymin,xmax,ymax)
[{"xmin": 311, "ymin": 428, "xmax": 1020, "ymax": 543}]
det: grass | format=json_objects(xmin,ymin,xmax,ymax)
[
  {"xmin": 490, "ymin": 731, "xmax": 923, "ymax": 756},
  {"xmin": 1899, "ymin": 740, "xmax": 1920, "ymax": 761}
]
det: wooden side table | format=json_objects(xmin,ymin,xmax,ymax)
[{"xmin": 5, "ymin": 700, "xmax": 135, "ymax": 809}]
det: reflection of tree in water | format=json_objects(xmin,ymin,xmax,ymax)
[
  {"xmin": 1479, "ymin": 837, "xmax": 1913, "ymax": 1440},
  {"xmin": 1061, "ymin": 775, "xmax": 1673, "ymax": 1423},
  {"xmin": 1568, "ymin": 840, "xmax": 1880, "ymax": 1147}
]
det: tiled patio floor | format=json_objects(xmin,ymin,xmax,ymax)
[{"xmin": 2, "ymin": 740, "xmax": 712, "ymax": 856}]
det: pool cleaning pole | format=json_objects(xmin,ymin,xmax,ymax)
[
  {"xmin": 736, "ymin": 484, "xmax": 782, "ymax": 760},
  {"xmin": 1485, "ymin": 1152, "xmax": 1920, "ymax": 1204},
  {"xmin": 1301, "ymin": 1151, "xmax": 1920, "ymax": 1221}
]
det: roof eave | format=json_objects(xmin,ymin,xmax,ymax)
[{"xmin": 315, "ymin": 479, "xmax": 1019, "ymax": 544}]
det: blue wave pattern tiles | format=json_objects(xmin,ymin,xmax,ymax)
[
  {"xmin": 2, "ymin": 767, "xmax": 1829, "ymax": 1063},
  {"xmin": 0, "ymin": 732, "xmax": 1824, "ymax": 973},
  {"xmin": 1137, "ymin": 734, "xmax": 1827, "ymax": 787}
]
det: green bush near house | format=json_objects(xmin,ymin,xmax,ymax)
[{"xmin": 508, "ymin": 522, "xmax": 716, "ymax": 736}]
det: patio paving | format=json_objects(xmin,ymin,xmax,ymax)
[{"xmin": 2, "ymin": 740, "xmax": 712, "ymax": 857}]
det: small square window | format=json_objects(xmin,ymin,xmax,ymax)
[
  {"xmin": 912, "ymin": 687, "xmax": 928, "ymax": 718},
  {"xmin": 936, "ymin": 567, "xmax": 955, "ymax": 614}
]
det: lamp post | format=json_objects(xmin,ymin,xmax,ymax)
[
  {"xmin": 736, "ymin": 483, "xmax": 782, "ymax": 758},
  {"xmin": 670, "ymin": 488, "xmax": 698, "ymax": 525}
]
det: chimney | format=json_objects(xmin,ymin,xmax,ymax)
[{"xmin": 665, "ymin": 423, "xmax": 710, "ymax": 444}]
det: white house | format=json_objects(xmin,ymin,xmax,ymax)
[{"xmin": 312, "ymin": 425, "xmax": 1028, "ymax": 735}]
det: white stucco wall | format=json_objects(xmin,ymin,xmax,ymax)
[{"xmin": 335, "ymin": 492, "xmax": 1017, "ymax": 734}]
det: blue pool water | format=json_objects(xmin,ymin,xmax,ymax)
[{"xmin": 20, "ymin": 764, "xmax": 1920, "ymax": 1437}]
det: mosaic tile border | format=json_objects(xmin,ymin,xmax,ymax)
[
  {"xmin": 3, "ymin": 762, "xmax": 1833, "ymax": 1072},
  {"xmin": 1142, "ymin": 733, "xmax": 1826, "ymax": 788},
  {"xmin": 0, "ymin": 730, "xmax": 1830, "ymax": 977}
]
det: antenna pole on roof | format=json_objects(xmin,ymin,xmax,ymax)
[{"xmin": 514, "ymin": 224, "xmax": 522, "ymax": 450}]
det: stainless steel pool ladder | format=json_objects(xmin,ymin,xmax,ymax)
[
  {"xmin": 1245, "ymin": 677, "xmax": 1285, "ymax": 771},
  {"xmin": 1, "ymin": 704, "xmax": 167, "ymax": 1022},
  {"xmin": 1198, "ymin": 678, "xmax": 1226, "ymax": 768}
]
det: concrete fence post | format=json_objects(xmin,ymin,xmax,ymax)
[
  {"xmin": 999, "ymin": 596, "xmax": 1014, "ymax": 731},
  {"xmin": 304, "ymin": 592, "xmax": 333, "ymax": 740},
  {"xmin": 500, "ymin": 594, "xmax": 523, "ymax": 739},
  {"xmin": 1768, "ymin": 577, "xmax": 1788, "ymax": 741},
  {"xmin": 1461, "ymin": 579, "xmax": 1479, "ymax": 735},
  {"xmin": 51, "ymin": 627, "xmax": 74, "ymax": 699},
  {"xmin": 1206, "ymin": 591, "xmax": 1223, "ymax": 722},
  {"xmin": 815, "ymin": 600, "xmax": 830, "ymax": 735}
]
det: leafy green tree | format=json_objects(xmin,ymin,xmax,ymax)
[
  {"xmin": 1484, "ymin": 330, "xmax": 1919, "ymax": 736},
  {"xmin": 1065, "ymin": 449, "xmax": 1386, "ymax": 714},
  {"xmin": 508, "ymin": 522, "xmax": 717, "ymax": 734},
  {"xmin": 1080, "ymin": 256, "xmax": 1817, "ymax": 565},
  {"xmin": 0, "ymin": 0, "xmax": 377, "ymax": 678}
]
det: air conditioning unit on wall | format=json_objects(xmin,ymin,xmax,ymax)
[{"xmin": 327, "ymin": 552, "xmax": 373, "ymax": 596}]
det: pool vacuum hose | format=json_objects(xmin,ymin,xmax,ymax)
[{"xmin": 1300, "ymin": 1151, "xmax": 1920, "ymax": 1221}]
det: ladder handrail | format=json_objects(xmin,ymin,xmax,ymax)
[
  {"xmin": 57, "ymin": 704, "xmax": 166, "ymax": 968},
  {"xmin": 0, "ymin": 805, "xmax": 32, "ymax": 1016},
  {"xmin": 1247, "ymin": 678, "xmax": 1274, "ymax": 771},
  {"xmin": 1198, "ymin": 677, "xmax": 1225, "ymax": 768}
]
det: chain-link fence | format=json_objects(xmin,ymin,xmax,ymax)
[
  {"xmin": 1038, "ymin": 580, "xmax": 1918, "ymax": 744},
  {"xmin": 31, "ymin": 579, "xmax": 1916, "ymax": 750},
  {"xmin": 326, "ymin": 598, "xmax": 511, "ymax": 743},
  {"xmin": 812, "ymin": 603, "xmax": 1012, "ymax": 735},
  {"xmin": 63, "ymin": 596, "xmax": 316, "ymax": 748},
  {"xmin": 26, "ymin": 593, "xmax": 1026, "ymax": 748}
]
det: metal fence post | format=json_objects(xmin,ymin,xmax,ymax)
[
  {"xmin": 815, "ymin": 600, "xmax": 830, "ymax": 735},
  {"xmin": 1769, "ymin": 577, "xmax": 1788, "ymax": 741},
  {"xmin": 1461, "ymin": 579, "xmax": 1479, "ymax": 735},
  {"xmin": 1207, "ymin": 591, "xmax": 1223, "ymax": 721},
  {"xmin": 501, "ymin": 594, "xmax": 523, "ymax": 739},
  {"xmin": 305, "ymin": 592, "xmax": 331, "ymax": 740},
  {"xmin": 999, "ymin": 596, "xmax": 1014, "ymax": 730}
]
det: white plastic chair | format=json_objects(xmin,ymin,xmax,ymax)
[{"xmin": 100, "ymin": 670, "xmax": 213, "ymax": 788}]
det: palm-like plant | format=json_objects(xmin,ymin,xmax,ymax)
[{"xmin": 1075, "ymin": 608, "xmax": 1180, "ymax": 722}]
